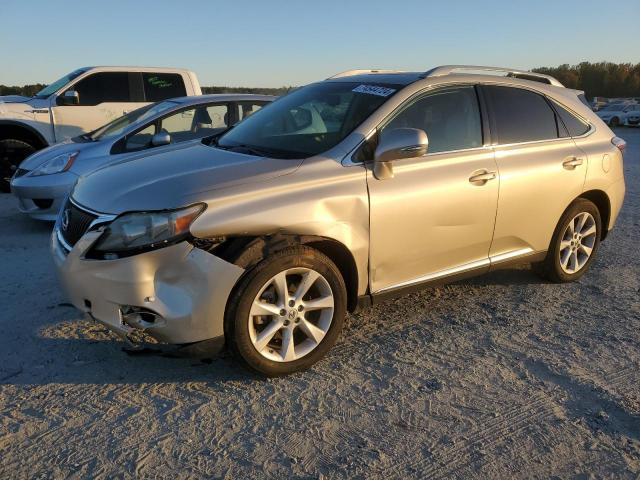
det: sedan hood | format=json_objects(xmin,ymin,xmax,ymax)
[
  {"xmin": 19, "ymin": 140, "xmax": 79, "ymax": 170},
  {"xmin": 72, "ymin": 141, "xmax": 303, "ymax": 214}
]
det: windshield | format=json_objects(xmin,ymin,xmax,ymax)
[
  {"xmin": 33, "ymin": 68, "xmax": 88, "ymax": 99},
  {"xmin": 216, "ymin": 81, "xmax": 401, "ymax": 158},
  {"xmin": 602, "ymin": 104, "xmax": 624, "ymax": 111},
  {"xmin": 88, "ymin": 100, "xmax": 179, "ymax": 141}
]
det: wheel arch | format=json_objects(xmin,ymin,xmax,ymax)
[
  {"xmin": 0, "ymin": 120, "xmax": 49, "ymax": 149},
  {"xmin": 578, "ymin": 189, "xmax": 611, "ymax": 240},
  {"xmin": 204, "ymin": 233, "xmax": 360, "ymax": 313}
]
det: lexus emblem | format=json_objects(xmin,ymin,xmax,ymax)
[{"xmin": 61, "ymin": 209, "xmax": 70, "ymax": 231}]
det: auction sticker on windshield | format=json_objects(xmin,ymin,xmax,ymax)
[{"xmin": 352, "ymin": 85, "xmax": 396, "ymax": 97}]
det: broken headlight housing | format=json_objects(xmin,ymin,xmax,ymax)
[{"xmin": 91, "ymin": 203, "xmax": 205, "ymax": 258}]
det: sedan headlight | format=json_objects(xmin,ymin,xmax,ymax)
[
  {"xmin": 91, "ymin": 204, "xmax": 205, "ymax": 257},
  {"xmin": 30, "ymin": 151, "xmax": 79, "ymax": 176}
]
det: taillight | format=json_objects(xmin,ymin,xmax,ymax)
[{"xmin": 611, "ymin": 136, "xmax": 626, "ymax": 154}]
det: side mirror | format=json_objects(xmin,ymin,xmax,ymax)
[
  {"xmin": 59, "ymin": 90, "xmax": 79, "ymax": 106},
  {"xmin": 151, "ymin": 131, "xmax": 171, "ymax": 147},
  {"xmin": 373, "ymin": 128, "xmax": 428, "ymax": 180}
]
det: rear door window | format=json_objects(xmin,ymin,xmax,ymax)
[
  {"xmin": 143, "ymin": 73, "xmax": 187, "ymax": 102},
  {"xmin": 484, "ymin": 85, "xmax": 559, "ymax": 144}
]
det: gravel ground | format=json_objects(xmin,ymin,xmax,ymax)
[{"xmin": 0, "ymin": 128, "xmax": 639, "ymax": 479}]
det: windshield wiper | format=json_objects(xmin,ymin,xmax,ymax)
[{"xmin": 225, "ymin": 144, "xmax": 273, "ymax": 157}]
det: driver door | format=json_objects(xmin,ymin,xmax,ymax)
[
  {"xmin": 366, "ymin": 85, "xmax": 499, "ymax": 293},
  {"xmin": 52, "ymin": 71, "xmax": 143, "ymax": 141}
]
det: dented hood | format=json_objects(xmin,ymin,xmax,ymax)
[{"xmin": 71, "ymin": 141, "xmax": 303, "ymax": 214}]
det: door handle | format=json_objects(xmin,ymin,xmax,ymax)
[
  {"xmin": 562, "ymin": 157, "xmax": 584, "ymax": 169},
  {"xmin": 468, "ymin": 170, "xmax": 497, "ymax": 184}
]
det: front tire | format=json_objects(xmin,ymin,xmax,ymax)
[
  {"xmin": 0, "ymin": 138, "xmax": 37, "ymax": 192},
  {"xmin": 536, "ymin": 198, "xmax": 602, "ymax": 283},
  {"xmin": 225, "ymin": 245, "xmax": 347, "ymax": 376}
]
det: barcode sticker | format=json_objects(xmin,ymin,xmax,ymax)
[{"xmin": 352, "ymin": 85, "xmax": 396, "ymax": 97}]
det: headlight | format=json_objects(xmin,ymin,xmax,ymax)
[
  {"xmin": 30, "ymin": 151, "xmax": 79, "ymax": 176},
  {"xmin": 91, "ymin": 204, "xmax": 205, "ymax": 257}
]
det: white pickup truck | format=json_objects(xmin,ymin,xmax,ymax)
[{"xmin": 0, "ymin": 66, "xmax": 202, "ymax": 191}]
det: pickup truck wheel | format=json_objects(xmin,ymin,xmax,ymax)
[
  {"xmin": 226, "ymin": 245, "xmax": 347, "ymax": 377},
  {"xmin": 0, "ymin": 139, "xmax": 37, "ymax": 192},
  {"xmin": 535, "ymin": 198, "xmax": 601, "ymax": 283}
]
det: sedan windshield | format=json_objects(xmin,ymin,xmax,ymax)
[
  {"xmin": 88, "ymin": 101, "xmax": 179, "ymax": 141},
  {"xmin": 33, "ymin": 68, "xmax": 88, "ymax": 99},
  {"xmin": 216, "ymin": 81, "xmax": 401, "ymax": 158},
  {"xmin": 601, "ymin": 104, "xmax": 624, "ymax": 111}
]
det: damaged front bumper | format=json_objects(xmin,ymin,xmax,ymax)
[{"xmin": 51, "ymin": 228, "xmax": 244, "ymax": 348}]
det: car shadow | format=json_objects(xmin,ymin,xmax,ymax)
[
  {"xmin": 1, "ymin": 265, "xmax": 546, "ymax": 387},
  {"xmin": 458, "ymin": 266, "xmax": 548, "ymax": 287}
]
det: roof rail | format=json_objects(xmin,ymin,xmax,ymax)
[
  {"xmin": 421, "ymin": 65, "xmax": 564, "ymax": 87},
  {"xmin": 328, "ymin": 69, "xmax": 406, "ymax": 79}
]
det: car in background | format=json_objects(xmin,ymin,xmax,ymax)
[
  {"xmin": 623, "ymin": 104, "xmax": 640, "ymax": 127},
  {"xmin": 0, "ymin": 66, "xmax": 203, "ymax": 191},
  {"xmin": 10, "ymin": 94, "xmax": 273, "ymax": 220},
  {"xmin": 596, "ymin": 103, "xmax": 638, "ymax": 126}
]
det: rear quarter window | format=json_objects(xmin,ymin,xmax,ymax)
[
  {"xmin": 143, "ymin": 73, "xmax": 187, "ymax": 102},
  {"xmin": 551, "ymin": 100, "xmax": 591, "ymax": 137}
]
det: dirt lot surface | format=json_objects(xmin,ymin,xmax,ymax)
[{"xmin": 0, "ymin": 129, "xmax": 639, "ymax": 479}]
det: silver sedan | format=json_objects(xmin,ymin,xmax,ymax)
[{"xmin": 10, "ymin": 93, "xmax": 274, "ymax": 220}]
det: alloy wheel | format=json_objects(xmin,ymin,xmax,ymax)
[
  {"xmin": 248, "ymin": 267, "xmax": 334, "ymax": 362},
  {"xmin": 559, "ymin": 212, "xmax": 597, "ymax": 274}
]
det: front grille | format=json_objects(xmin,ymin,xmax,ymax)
[{"xmin": 59, "ymin": 200, "xmax": 98, "ymax": 248}]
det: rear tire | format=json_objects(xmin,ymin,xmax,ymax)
[
  {"xmin": 225, "ymin": 245, "xmax": 347, "ymax": 377},
  {"xmin": 0, "ymin": 138, "xmax": 37, "ymax": 192},
  {"xmin": 609, "ymin": 117, "xmax": 620, "ymax": 127},
  {"xmin": 535, "ymin": 198, "xmax": 602, "ymax": 283}
]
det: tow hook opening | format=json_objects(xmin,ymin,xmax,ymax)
[{"xmin": 120, "ymin": 305, "xmax": 162, "ymax": 329}]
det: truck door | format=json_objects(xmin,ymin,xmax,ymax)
[{"xmin": 52, "ymin": 71, "xmax": 143, "ymax": 141}]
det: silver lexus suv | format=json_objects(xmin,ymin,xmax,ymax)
[{"xmin": 52, "ymin": 65, "xmax": 626, "ymax": 376}]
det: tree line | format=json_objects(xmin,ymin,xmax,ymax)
[
  {"xmin": 2, "ymin": 63, "xmax": 639, "ymax": 100},
  {"xmin": 532, "ymin": 62, "xmax": 640, "ymax": 99},
  {"xmin": 0, "ymin": 83, "xmax": 293, "ymax": 97}
]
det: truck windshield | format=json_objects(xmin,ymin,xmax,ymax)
[
  {"xmin": 88, "ymin": 101, "xmax": 179, "ymax": 141},
  {"xmin": 216, "ymin": 81, "xmax": 401, "ymax": 159},
  {"xmin": 33, "ymin": 68, "xmax": 89, "ymax": 99}
]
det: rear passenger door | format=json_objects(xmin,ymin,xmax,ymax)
[{"xmin": 481, "ymin": 85, "xmax": 587, "ymax": 261}]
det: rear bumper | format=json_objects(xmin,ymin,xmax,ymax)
[
  {"xmin": 51, "ymin": 230, "xmax": 245, "ymax": 345},
  {"xmin": 10, "ymin": 171, "xmax": 77, "ymax": 221},
  {"xmin": 606, "ymin": 177, "xmax": 625, "ymax": 231}
]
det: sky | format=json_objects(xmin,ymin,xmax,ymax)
[{"xmin": 1, "ymin": 0, "xmax": 638, "ymax": 88}]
